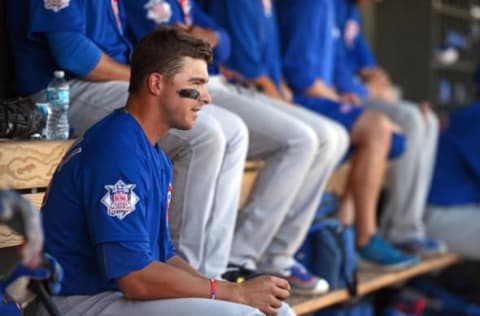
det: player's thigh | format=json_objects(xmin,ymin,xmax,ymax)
[
  {"xmin": 201, "ymin": 104, "xmax": 248, "ymax": 150},
  {"xmin": 209, "ymin": 87, "xmax": 316, "ymax": 159},
  {"xmin": 41, "ymin": 292, "xmax": 265, "ymax": 316}
]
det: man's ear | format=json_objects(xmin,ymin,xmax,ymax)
[{"xmin": 147, "ymin": 73, "xmax": 165, "ymax": 96}]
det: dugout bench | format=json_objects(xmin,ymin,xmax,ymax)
[{"xmin": 0, "ymin": 139, "xmax": 462, "ymax": 315}]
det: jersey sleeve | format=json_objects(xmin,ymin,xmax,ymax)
[
  {"xmin": 46, "ymin": 32, "xmax": 102, "ymax": 77},
  {"xmin": 191, "ymin": 1, "xmax": 231, "ymax": 64},
  {"xmin": 347, "ymin": 8, "xmax": 376, "ymax": 70},
  {"xmin": 81, "ymin": 143, "xmax": 151, "ymax": 245},
  {"xmin": 215, "ymin": 0, "xmax": 268, "ymax": 80},
  {"xmin": 334, "ymin": 36, "xmax": 369, "ymax": 97},
  {"xmin": 276, "ymin": 0, "xmax": 332, "ymax": 93},
  {"xmin": 351, "ymin": 32, "xmax": 377, "ymax": 69},
  {"xmin": 96, "ymin": 242, "xmax": 153, "ymax": 280},
  {"xmin": 28, "ymin": 0, "xmax": 86, "ymax": 40}
]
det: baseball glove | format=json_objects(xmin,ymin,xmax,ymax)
[{"xmin": 0, "ymin": 97, "xmax": 45, "ymax": 139}]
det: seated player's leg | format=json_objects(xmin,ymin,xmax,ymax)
[{"xmin": 159, "ymin": 105, "xmax": 248, "ymax": 277}]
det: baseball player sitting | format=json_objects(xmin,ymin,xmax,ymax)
[
  {"xmin": 38, "ymin": 26, "xmax": 295, "ymax": 316},
  {"xmin": 203, "ymin": 0, "xmax": 418, "ymax": 271},
  {"xmin": 337, "ymin": 0, "xmax": 445, "ymax": 257},
  {"xmin": 273, "ymin": 0, "xmax": 422, "ymax": 270},
  {"xmin": 7, "ymin": 0, "xmax": 251, "ymax": 288},
  {"xmin": 123, "ymin": 0, "xmax": 348, "ymax": 296},
  {"xmin": 425, "ymin": 70, "xmax": 480, "ymax": 260}
]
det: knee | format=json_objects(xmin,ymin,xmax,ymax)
[
  {"xmin": 284, "ymin": 121, "xmax": 319, "ymax": 165},
  {"xmin": 178, "ymin": 118, "xmax": 227, "ymax": 161},
  {"xmin": 318, "ymin": 122, "xmax": 350, "ymax": 160},
  {"xmin": 336, "ymin": 125, "xmax": 350, "ymax": 157},
  {"xmin": 362, "ymin": 111, "xmax": 393, "ymax": 146},
  {"xmin": 296, "ymin": 124, "xmax": 320, "ymax": 157},
  {"xmin": 201, "ymin": 123, "xmax": 227, "ymax": 153},
  {"xmin": 400, "ymin": 106, "xmax": 425, "ymax": 138}
]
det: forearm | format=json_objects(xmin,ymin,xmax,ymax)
[
  {"xmin": 304, "ymin": 79, "xmax": 339, "ymax": 101},
  {"xmin": 166, "ymin": 255, "xmax": 203, "ymax": 278},
  {"xmin": 117, "ymin": 260, "xmax": 241, "ymax": 303},
  {"xmin": 253, "ymin": 75, "xmax": 283, "ymax": 100},
  {"xmin": 83, "ymin": 53, "xmax": 130, "ymax": 82}
]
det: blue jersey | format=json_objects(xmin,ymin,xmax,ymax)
[
  {"xmin": 428, "ymin": 102, "xmax": 480, "ymax": 205},
  {"xmin": 41, "ymin": 110, "xmax": 175, "ymax": 295},
  {"xmin": 203, "ymin": 0, "xmax": 283, "ymax": 87},
  {"xmin": 276, "ymin": 0, "xmax": 367, "ymax": 97},
  {"xmin": 276, "ymin": 0, "xmax": 335, "ymax": 94},
  {"xmin": 332, "ymin": 0, "xmax": 372, "ymax": 97},
  {"xmin": 7, "ymin": 0, "xmax": 132, "ymax": 96},
  {"xmin": 123, "ymin": 0, "xmax": 230, "ymax": 72},
  {"xmin": 336, "ymin": 1, "xmax": 377, "ymax": 72}
]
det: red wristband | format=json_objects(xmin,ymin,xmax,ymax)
[{"xmin": 209, "ymin": 278, "xmax": 217, "ymax": 300}]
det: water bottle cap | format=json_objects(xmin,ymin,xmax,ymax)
[{"xmin": 54, "ymin": 70, "xmax": 65, "ymax": 78}]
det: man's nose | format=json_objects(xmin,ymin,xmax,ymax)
[{"xmin": 200, "ymin": 89, "xmax": 212, "ymax": 105}]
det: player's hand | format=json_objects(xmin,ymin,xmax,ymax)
[
  {"xmin": 237, "ymin": 275, "xmax": 290, "ymax": 316},
  {"xmin": 367, "ymin": 79, "xmax": 394, "ymax": 103},
  {"xmin": 360, "ymin": 67, "xmax": 389, "ymax": 85},
  {"xmin": 339, "ymin": 93, "xmax": 361, "ymax": 105},
  {"xmin": 279, "ymin": 81, "xmax": 293, "ymax": 103},
  {"xmin": 175, "ymin": 22, "xmax": 219, "ymax": 47}
]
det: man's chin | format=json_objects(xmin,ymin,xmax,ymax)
[{"xmin": 176, "ymin": 121, "xmax": 196, "ymax": 131}]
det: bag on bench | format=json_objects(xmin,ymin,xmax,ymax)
[
  {"xmin": 296, "ymin": 193, "xmax": 357, "ymax": 295},
  {"xmin": 296, "ymin": 218, "xmax": 358, "ymax": 295}
]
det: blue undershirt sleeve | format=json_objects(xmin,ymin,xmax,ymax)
[{"xmin": 46, "ymin": 32, "xmax": 102, "ymax": 77}]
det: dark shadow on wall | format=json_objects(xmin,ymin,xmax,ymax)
[{"xmin": 0, "ymin": 0, "xmax": 14, "ymax": 99}]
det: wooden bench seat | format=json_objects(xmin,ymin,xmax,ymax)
[
  {"xmin": 289, "ymin": 253, "xmax": 462, "ymax": 315},
  {"xmin": 0, "ymin": 139, "xmax": 462, "ymax": 315}
]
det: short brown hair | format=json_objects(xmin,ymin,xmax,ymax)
[{"xmin": 129, "ymin": 25, "xmax": 213, "ymax": 93}]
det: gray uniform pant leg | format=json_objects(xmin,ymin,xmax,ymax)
[
  {"xmin": 209, "ymin": 79, "xmax": 347, "ymax": 270},
  {"xmin": 252, "ymin": 93, "xmax": 349, "ymax": 271},
  {"xmin": 159, "ymin": 105, "xmax": 248, "ymax": 278},
  {"xmin": 37, "ymin": 291, "xmax": 296, "ymax": 316},
  {"xmin": 425, "ymin": 204, "xmax": 480, "ymax": 259},
  {"xmin": 363, "ymin": 98, "xmax": 439, "ymax": 242}
]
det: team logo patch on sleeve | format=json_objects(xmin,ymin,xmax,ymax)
[
  {"xmin": 44, "ymin": 0, "xmax": 70, "ymax": 12},
  {"xmin": 344, "ymin": 20, "xmax": 360, "ymax": 48},
  {"xmin": 145, "ymin": 0, "xmax": 172, "ymax": 24},
  {"xmin": 101, "ymin": 180, "xmax": 140, "ymax": 220}
]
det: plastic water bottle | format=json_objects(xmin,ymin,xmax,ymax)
[{"xmin": 46, "ymin": 70, "xmax": 70, "ymax": 140}]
